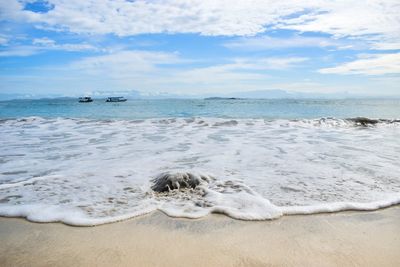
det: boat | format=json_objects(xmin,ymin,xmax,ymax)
[
  {"xmin": 106, "ymin": 97, "xmax": 127, "ymax": 102},
  {"xmin": 78, "ymin": 97, "xmax": 93, "ymax": 103}
]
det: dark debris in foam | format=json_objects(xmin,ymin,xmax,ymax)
[
  {"xmin": 151, "ymin": 172, "xmax": 213, "ymax": 193},
  {"xmin": 347, "ymin": 117, "xmax": 400, "ymax": 127}
]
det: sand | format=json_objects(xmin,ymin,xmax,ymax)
[{"xmin": 1, "ymin": 206, "xmax": 400, "ymax": 267}]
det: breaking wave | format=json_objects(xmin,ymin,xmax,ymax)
[{"xmin": 0, "ymin": 117, "xmax": 399, "ymax": 225}]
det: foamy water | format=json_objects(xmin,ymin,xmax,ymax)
[{"xmin": 0, "ymin": 117, "xmax": 399, "ymax": 225}]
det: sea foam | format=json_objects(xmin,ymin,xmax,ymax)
[{"xmin": 0, "ymin": 117, "xmax": 399, "ymax": 225}]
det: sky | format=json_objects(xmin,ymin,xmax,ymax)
[{"xmin": 0, "ymin": 0, "xmax": 400, "ymax": 97}]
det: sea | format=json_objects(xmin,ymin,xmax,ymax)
[{"xmin": 0, "ymin": 98, "xmax": 399, "ymax": 225}]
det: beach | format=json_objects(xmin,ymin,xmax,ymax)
[
  {"xmin": 1, "ymin": 103, "xmax": 400, "ymax": 266},
  {"xmin": 2, "ymin": 0, "xmax": 400, "ymax": 266},
  {"xmin": 1, "ymin": 206, "xmax": 399, "ymax": 267}
]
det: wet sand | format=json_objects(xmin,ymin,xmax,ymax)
[{"xmin": 1, "ymin": 206, "xmax": 400, "ymax": 267}]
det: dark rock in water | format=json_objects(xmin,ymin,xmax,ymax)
[
  {"xmin": 151, "ymin": 172, "xmax": 212, "ymax": 192},
  {"xmin": 348, "ymin": 117, "xmax": 380, "ymax": 126}
]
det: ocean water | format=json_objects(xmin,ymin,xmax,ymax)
[{"xmin": 0, "ymin": 98, "xmax": 399, "ymax": 225}]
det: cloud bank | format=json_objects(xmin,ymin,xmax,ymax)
[
  {"xmin": 1, "ymin": 0, "xmax": 399, "ymax": 49},
  {"xmin": 0, "ymin": 0, "xmax": 399, "ymax": 95},
  {"xmin": 319, "ymin": 53, "xmax": 400, "ymax": 75}
]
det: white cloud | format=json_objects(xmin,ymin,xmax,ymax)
[
  {"xmin": 190, "ymin": 57, "xmax": 308, "ymax": 72},
  {"xmin": 1, "ymin": 0, "xmax": 399, "ymax": 49},
  {"xmin": 0, "ymin": 35, "xmax": 8, "ymax": 45},
  {"xmin": 0, "ymin": 46, "xmax": 38, "ymax": 56},
  {"xmin": 32, "ymin": 37, "xmax": 56, "ymax": 46},
  {"xmin": 371, "ymin": 42, "xmax": 400, "ymax": 50},
  {"xmin": 278, "ymin": 1, "xmax": 400, "ymax": 50},
  {"xmin": 63, "ymin": 51, "xmax": 308, "ymax": 93},
  {"xmin": 160, "ymin": 57, "xmax": 306, "ymax": 90},
  {"xmin": 224, "ymin": 36, "xmax": 343, "ymax": 50},
  {"xmin": 318, "ymin": 53, "xmax": 400, "ymax": 75},
  {"xmin": 70, "ymin": 51, "xmax": 306, "ymax": 78},
  {"xmin": 17, "ymin": 50, "xmax": 306, "ymax": 93},
  {"xmin": 0, "ymin": 37, "xmax": 98, "ymax": 56},
  {"xmin": 70, "ymin": 50, "xmax": 181, "ymax": 75},
  {"xmin": 252, "ymin": 57, "xmax": 308, "ymax": 70},
  {"xmin": 33, "ymin": 37, "xmax": 97, "ymax": 51},
  {"xmin": 2, "ymin": 49, "xmax": 398, "ymax": 95}
]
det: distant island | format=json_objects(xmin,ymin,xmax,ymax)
[{"xmin": 204, "ymin": 97, "xmax": 243, "ymax": 100}]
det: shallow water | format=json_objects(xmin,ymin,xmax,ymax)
[
  {"xmin": 1, "ymin": 98, "xmax": 400, "ymax": 119},
  {"xmin": 0, "ymin": 112, "xmax": 399, "ymax": 225}
]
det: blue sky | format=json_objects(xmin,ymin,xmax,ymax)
[{"xmin": 0, "ymin": 0, "xmax": 399, "ymax": 97}]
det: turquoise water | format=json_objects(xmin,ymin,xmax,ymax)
[{"xmin": 1, "ymin": 98, "xmax": 400, "ymax": 119}]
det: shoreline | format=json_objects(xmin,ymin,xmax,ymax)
[
  {"xmin": 2, "ymin": 201, "xmax": 400, "ymax": 227},
  {"xmin": 1, "ymin": 206, "xmax": 399, "ymax": 266}
]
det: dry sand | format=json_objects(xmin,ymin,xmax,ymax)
[{"xmin": 1, "ymin": 206, "xmax": 400, "ymax": 267}]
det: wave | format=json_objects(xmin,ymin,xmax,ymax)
[
  {"xmin": 0, "ymin": 171, "xmax": 399, "ymax": 226},
  {"xmin": 1, "ymin": 116, "xmax": 399, "ymax": 225},
  {"xmin": 1, "ymin": 116, "xmax": 400, "ymax": 128}
]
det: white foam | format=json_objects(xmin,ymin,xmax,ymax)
[
  {"xmin": 0, "ymin": 175, "xmax": 61, "ymax": 189},
  {"xmin": 281, "ymin": 194, "xmax": 400, "ymax": 215},
  {"xmin": 0, "ymin": 117, "xmax": 399, "ymax": 225},
  {"xmin": 0, "ymin": 203, "xmax": 157, "ymax": 226}
]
